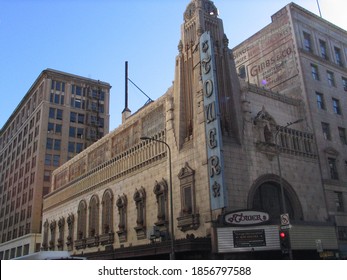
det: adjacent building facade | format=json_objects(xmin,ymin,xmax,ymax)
[
  {"xmin": 41, "ymin": 1, "xmax": 345, "ymax": 259},
  {"xmin": 232, "ymin": 2, "xmax": 347, "ymax": 257},
  {"xmin": 0, "ymin": 69, "xmax": 111, "ymax": 259}
]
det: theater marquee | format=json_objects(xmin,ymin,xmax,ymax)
[{"xmin": 224, "ymin": 210, "xmax": 270, "ymax": 226}]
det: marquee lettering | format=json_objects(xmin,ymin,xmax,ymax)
[
  {"xmin": 202, "ymin": 40, "xmax": 209, "ymax": 53},
  {"xmin": 208, "ymin": 155, "xmax": 221, "ymax": 178},
  {"xmin": 201, "ymin": 55, "xmax": 212, "ymax": 74},
  {"xmin": 208, "ymin": 128, "xmax": 217, "ymax": 149},
  {"xmin": 212, "ymin": 181, "xmax": 221, "ymax": 197},
  {"xmin": 200, "ymin": 32, "xmax": 226, "ymax": 210},
  {"xmin": 205, "ymin": 102, "xmax": 216, "ymax": 123},
  {"xmin": 203, "ymin": 79, "xmax": 213, "ymax": 98}
]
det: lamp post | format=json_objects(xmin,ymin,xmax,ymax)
[
  {"xmin": 274, "ymin": 118, "xmax": 303, "ymax": 260},
  {"xmin": 140, "ymin": 136, "xmax": 175, "ymax": 260}
]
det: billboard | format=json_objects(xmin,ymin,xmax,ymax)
[{"xmin": 233, "ymin": 7, "xmax": 299, "ymax": 92}]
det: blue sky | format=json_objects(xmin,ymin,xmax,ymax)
[{"xmin": 1, "ymin": 0, "xmax": 346, "ymax": 131}]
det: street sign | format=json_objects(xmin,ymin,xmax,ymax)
[{"xmin": 280, "ymin": 213, "xmax": 290, "ymax": 226}]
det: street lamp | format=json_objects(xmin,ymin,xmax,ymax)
[
  {"xmin": 274, "ymin": 118, "xmax": 303, "ymax": 260},
  {"xmin": 140, "ymin": 136, "xmax": 175, "ymax": 260}
]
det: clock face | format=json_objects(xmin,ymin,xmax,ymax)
[{"xmin": 184, "ymin": 2, "xmax": 196, "ymax": 21}]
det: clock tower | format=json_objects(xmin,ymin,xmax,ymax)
[{"xmin": 173, "ymin": 0, "xmax": 242, "ymax": 147}]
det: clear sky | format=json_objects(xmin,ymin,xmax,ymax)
[{"xmin": 1, "ymin": 0, "xmax": 346, "ymax": 131}]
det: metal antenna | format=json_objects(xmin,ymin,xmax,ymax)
[{"xmin": 316, "ymin": 0, "xmax": 322, "ymax": 17}]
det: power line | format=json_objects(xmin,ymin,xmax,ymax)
[{"xmin": 128, "ymin": 77, "xmax": 153, "ymax": 104}]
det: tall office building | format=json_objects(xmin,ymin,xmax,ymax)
[{"xmin": 0, "ymin": 69, "xmax": 110, "ymax": 259}]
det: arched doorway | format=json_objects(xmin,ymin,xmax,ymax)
[{"xmin": 248, "ymin": 174, "xmax": 303, "ymax": 222}]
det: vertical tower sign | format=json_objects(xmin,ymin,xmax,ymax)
[{"xmin": 200, "ymin": 32, "xmax": 227, "ymax": 210}]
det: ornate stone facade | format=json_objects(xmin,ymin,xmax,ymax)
[{"xmin": 41, "ymin": 1, "xmax": 343, "ymax": 259}]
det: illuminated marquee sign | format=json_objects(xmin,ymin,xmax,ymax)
[
  {"xmin": 200, "ymin": 32, "xmax": 227, "ymax": 210},
  {"xmin": 224, "ymin": 210, "xmax": 270, "ymax": 226}
]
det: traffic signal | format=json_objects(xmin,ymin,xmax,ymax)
[{"xmin": 279, "ymin": 229, "xmax": 291, "ymax": 254}]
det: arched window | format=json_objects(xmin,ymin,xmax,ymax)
[
  {"xmin": 134, "ymin": 187, "xmax": 146, "ymax": 227},
  {"xmin": 153, "ymin": 179, "xmax": 168, "ymax": 226},
  {"xmin": 77, "ymin": 200, "xmax": 87, "ymax": 240},
  {"xmin": 57, "ymin": 217, "xmax": 65, "ymax": 250},
  {"xmin": 116, "ymin": 194, "xmax": 127, "ymax": 243},
  {"xmin": 102, "ymin": 190, "xmax": 113, "ymax": 234},
  {"xmin": 249, "ymin": 174, "xmax": 304, "ymax": 223},
  {"xmin": 42, "ymin": 220, "xmax": 49, "ymax": 250},
  {"xmin": 89, "ymin": 195, "xmax": 99, "ymax": 237},
  {"xmin": 49, "ymin": 220, "xmax": 56, "ymax": 250},
  {"xmin": 66, "ymin": 213, "xmax": 74, "ymax": 249},
  {"xmin": 177, "ymin": 163, "xmax": 200, "ymax": 232},
  {"xmin": 134, "ymin": 187, "xmax": 146, "ymax": 239},
  {"xmin": 253, "ymin": 182, "xmax": 294, "ymax": 219}
]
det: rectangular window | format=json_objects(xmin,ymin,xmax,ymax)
[
  {"xmin": 46, "ymin": 138, "xmax": 53, "ymax": 150},
  {"xmin": 48, "ymin": 122, "xmax": 54, "ymax": 132},
  {"xmin": 76, "ymin": 86, "xmax": 82, "ymax": 96},
  {"xmin": 99, "ymin": 91, "xmax": 105, "ymax": 101},
  {"xmin": 303, "ymin": 32, "xmax": 312, "ymax": 52},
  {"xmin": 334, "ymin": 47, "xmax": 343, "ymax": 67},
  {"xmin": 71, "ymin": 98, "xmax": 82, "ymax": 108},
  {"xmin": 319, "ymin": 40, "xmax": 328, "ymax": 60},
  {"xmin": 49, "ymin": 108, "xmax": 55, "ymax": 119},
  {"xmin": 183, "ymin": 186, "xmax": 193, "ymax": 214},
  {"xmin": 321, "ymin": 122, "xmax": 331, "ymax": 140},
  {"xmin": 55, "ymin": 81, "xmax": 61, "ymax": 91},
  {"xmin": 335, "ymin": 192, "xmax": 344, "ymax": 212},
  {"xmin": 328, "ymin": 158, "xmax": 339, "ymax": 180},
  {"xmin": 332, "ymin": 98, "xmax": 341, "ymax": 115},
  {"xmin": 342, "ymin": 77, "xmax": 347, "ymax": 91},
  {"xmin": 70, "ymin": 112, "xmax": 76, "ymax": 123},
  {"xmin": 311, "ymin": 64, "xmax": 319, "ymax": 80},
  {"xmin": 45, "ymin": 154, "xmax": 52, "ymax": 166},
  {"xmin": 54, "ymin": 94, "xmax": 59, "ymax": 104},
  {"xmin": 327, "ymin": 71, "xmax": 336, "ymax": 87},
  {"xmin": 54, "ymin": 139, "xmax": 61, "ymax": 151},
  {"xmin": 55, "ymin": 124, "xmax": 62, "ymax": 134},
  {"xmin": 53, "ymin": 155, "xmax": 60, "ymax": 167},
  {"xmin": 68, "ymin": 142, "xmax": 75, "ymax": 153},
  {"xmin": 69, "ymin": 126, "xmax": 76, "ymax": 138},
  {"xmin": 78, "ymin": 114, "xmax": 85, "ymax": 124},
  {"xmin": 99, "ymin": 118, "xmax": 104, "ymax": 128},
  {"xmin": 76, "ymin": 143, "xmax": 83, "ymax": 153},
  {"xmin": 56, "ymin": 109, "xmax": 63, "ymax": 120},
  {"xmin": 77, "ymin": 128, "xmax": 84, "ymax": 138},
  {"xmin": 338, "ymin": 127, "xmax": 347, "ymax": 145},
  {"xmin": 316, "ymin": 92, "xmax": 325, "ymax": 110}
]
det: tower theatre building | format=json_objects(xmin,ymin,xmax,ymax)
[{"xmin": 42, "ymin": 1, "xmax": 344, "ymax": 259}]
